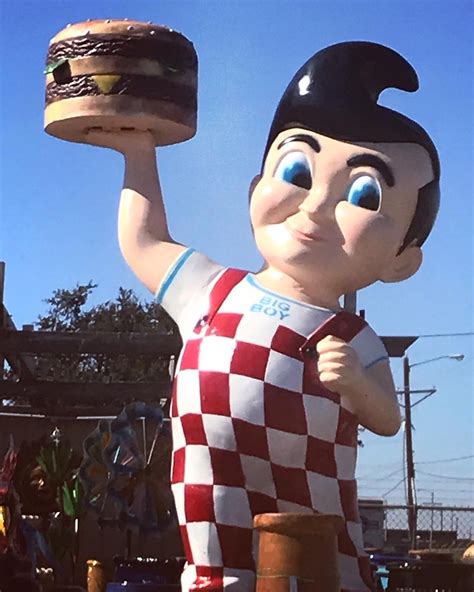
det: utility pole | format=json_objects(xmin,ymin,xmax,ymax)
[
  {"xmin": 343, "ymin": 291, "xmax": 356, "ymax": 313},
  {"xmin": 402, "ymin": 352, "xmax": 464, "ymax": 549},
  {"xmin": 403, "ymin": 355, "xmax": 417, "ymax": 549}
]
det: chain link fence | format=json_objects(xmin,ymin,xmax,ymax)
[{"xmin": 360, "ymin": 502, "xmax": 473, "ymax": 553}]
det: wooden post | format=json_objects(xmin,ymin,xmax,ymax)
[
  {"xmin": 21, "ymin": 324, "xmax": 37, "ymax": 376},
  {"xmin": 404, "ymin": 356, "xmax": 417, "ymax": 549}
]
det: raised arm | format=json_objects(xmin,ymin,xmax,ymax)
[{"xmin": 86, "ymin": 130, "xmax": 187, "ymax": 293}]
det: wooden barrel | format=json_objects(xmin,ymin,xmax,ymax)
[{"xmin": 254, "ymin": 513, "xmax": 344, "ymax": 592}]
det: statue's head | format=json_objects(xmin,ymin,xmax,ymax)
[{"xmin": 249, "ymin": 42, "xmax": 439, "ymax": 297}]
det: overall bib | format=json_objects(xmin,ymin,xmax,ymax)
[{"xmin": 170, "ymin": 269, "xmax": 375, "ymax": 592}]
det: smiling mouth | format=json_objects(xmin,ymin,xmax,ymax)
[{"xmin": 286, "ymin": 222, "xmax": 328, "ymax": 242}]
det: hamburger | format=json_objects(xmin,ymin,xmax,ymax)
[{"xmin": 44, "ymin": 19, "xmax": 198, "ymax": 145}]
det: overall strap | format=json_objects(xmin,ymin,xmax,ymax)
[
  {"xmin": 194, "ymin": 268, "xmax": 248, "ymax": 332},
  {"xmin": 299, "ymin": 310, "xmax": 367, "ymax": 359}
]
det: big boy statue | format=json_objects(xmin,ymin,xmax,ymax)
[{"xmin": 87, "ymin": 42, "xmax": 440, "ymax": 591}]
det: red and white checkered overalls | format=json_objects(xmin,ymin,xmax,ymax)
[{"xmin": 170, "ymin": 268, "xmax": 375, "ymax": 591}]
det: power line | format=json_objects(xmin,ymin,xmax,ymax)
[
  {"xmin": 382, "ymin": 477, "xmax": 406, "ymax": 497},
  {"xmin": 358, "ymin": 467, "xmax": 404, "ymax": 482},
  {"xmin": 417, "ymin": 488, "xmax": 474, "ymax": 494},
  {"xmin": 360, "ymin": 486, "xmax": 474, "ymax": 494},
  {"xmin": 438, "ymin": 500, "xmax": 474, "ymax": 504},
  {"xmin": 418, "ymin": 332, "xmax": 474, "ymax": 338},
  {"xmin": 415, "ymin": 454, "xmax": 474, "ymax": 465},
  {"xmin": 414, "ymin": 479, "xmax": 474, "ymax": 487},
  {"xmin": 360, "ymin": 485, "xmax": 407, "ymax": 490},
  {"xmin": 357, "ymin": 460, "xmax": 402, "ymax": 469},
  {"xmin": 417, "ymin": 469, "xmax": 474, "ymax": 481}
]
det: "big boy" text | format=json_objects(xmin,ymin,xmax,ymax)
[{"xmin": 250, "ymin": 296, "xmax": 291, "ymax": 321}]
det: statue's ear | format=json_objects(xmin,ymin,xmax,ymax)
[
  {"xmin": 380, "ymin": 245, "xmax": 423, "ymax": 283},
  {"xmin": 248, "ymin": 174, "xmax": 262, "ymax": 203}
]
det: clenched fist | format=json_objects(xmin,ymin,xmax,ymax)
[{"xmin": 316, "ymin": 335, "xmax": 365, "ymax": 395}]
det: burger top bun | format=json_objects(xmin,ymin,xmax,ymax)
[{"xmin": 50, "ymin": 19, "xmax": 184, "ymax": 44}]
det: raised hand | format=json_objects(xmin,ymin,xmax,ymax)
[{"xmin": 84, "ymin": 128, "xmax": 156, "ymax": 155}]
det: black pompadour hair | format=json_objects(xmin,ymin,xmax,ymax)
[{"xmin": 263, "ymin": 41, "xmax": 440, "ymax": 252}]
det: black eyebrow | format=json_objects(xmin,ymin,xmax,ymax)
[
  {"xmin": 277, "ymin": 134, "xmax": 321, "ymax": 153},
  {"xmin": 347, "ymin": 154, "xmax": 395, "ymax": 187}
]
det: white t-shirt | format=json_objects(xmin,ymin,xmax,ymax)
[{"xmin": 156, "ymin": 248, "xmax": 388, "ymax": 372}]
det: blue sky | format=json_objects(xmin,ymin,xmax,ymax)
[{"xmin": 1, "ymin": 0, "xmax": 472, "ymax": 505}]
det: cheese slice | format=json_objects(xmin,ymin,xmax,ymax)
[{"xmin": 92, "ymin": 75, "xmax": 121, "ymax": 94}]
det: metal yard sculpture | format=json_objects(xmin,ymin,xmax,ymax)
[{"xmin": 80, "ymin": 401, "xmax": 173, "ymax": 536}]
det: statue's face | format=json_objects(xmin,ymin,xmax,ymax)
[{"xmin": 250, "ymin": 129, "xmax": 434, "ymax": 296}]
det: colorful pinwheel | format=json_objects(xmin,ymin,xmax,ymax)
[{"xmin": 80, "ymin": 402, "xmax": 173, "ymax": 535}]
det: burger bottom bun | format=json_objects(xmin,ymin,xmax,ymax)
[{"xmin": 44, "ymin": 95, "xmax": 196, "ymax": 146}]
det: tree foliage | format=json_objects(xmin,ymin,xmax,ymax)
[{"xmin": 34, "ymin": 281, "xmax": 179, "ymax": 384}]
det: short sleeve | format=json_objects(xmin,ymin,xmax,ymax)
[
  {"xmin": 155, "ymin": 248, "xmax": 225, "ymax": 338},
  {"xmin": 349, "ymin": 324, "xmax": 389, "ymax": 369}
]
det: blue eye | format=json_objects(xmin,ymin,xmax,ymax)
[
  {"xmin": 273, "ymin": 151, "xmax": 312, "ymax": 190},
  {"xmin": 346, "ymin": 175, "xmax": 381, "ymax": 211}
]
